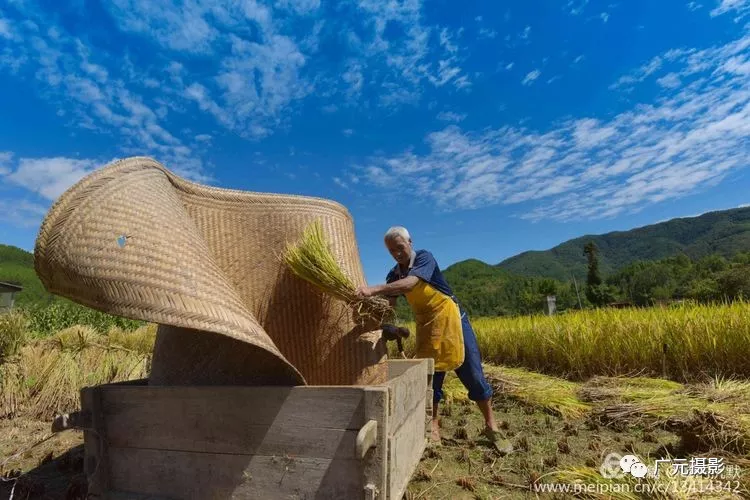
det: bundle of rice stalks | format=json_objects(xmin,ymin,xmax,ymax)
[
  {"xmin": 682, "ymin": 377, "xmax": 750, "ymax": 409},
  {"xmin": 106, "ymin": 324, "xmax": 157, "ymax": 355},
  {"xmin": 47, "ymin": 325, "xmax": 100, "ymax": 353},
  {"xmin": 675, "ymin": 410, "xmax": 750, "ymax": 457},
  {"xmin": 484, "ymin": 365, "xmax": 592, "ymax": 419},
  {"xmin": 7, "ymin": 325, "xmax": 154, "ymax": 419},
  {"xmin": 0, "ymin": 309, "xmax": 29, "ymax": 360},
  {"xmin": 579, "ymin": 377, "xmax": 735, "ymax": 426},
  {"xmin": 283, "ymin": 219, "xmax": 395, "ymax": 325},
  {"xmin": 580, "ymin": 376, "xmax": 750, "ymax": 455},
  {"xmin": 0, "ymin": 361, "xmax": 25, "ymax": 418},
  {"xmin": 26, "ymin": 349, "xmax": 83, "ymax": 419}
]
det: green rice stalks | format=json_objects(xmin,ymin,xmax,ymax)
[
  {"xmin": 283, "ymin": 219, "xmax": 395, "ymax": 326},
  {"xmin": 484, "ymin": 365, "xmax": 592, "ymax": 419}
]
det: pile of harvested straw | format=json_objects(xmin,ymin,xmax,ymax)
[
  {"xmin": 484, "ymin": 365, "xmax": 592, "ymax": 419},
  {"xmin": 0, "ymin": 324, "xmax": 156, "ymax": 419},
  {"xmin": 579, "ymin": 375, "xmax": 750, "ymax": 456},
  {"xmin": 283, "ymin": 219, "xmax": 395, "ymax": 326}
]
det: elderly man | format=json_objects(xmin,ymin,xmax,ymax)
[{"xmin": 356, "ymin": 226, "xmax": 513, "ymax": 453}]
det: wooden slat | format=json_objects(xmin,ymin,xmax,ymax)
[
  {"xmin": 387, "ymin": 393, "xmax": 427, "ymax": 500},
  {"xmin": 386, "ymin": 361, "xmax": 429, "ymax": 433},
  {"xmin": 107, "ymin": 447, "xmax": 363, "ymax": 500},
  {"xmin": 99, "ymin": 385, "xmax": 365, "ymax": 429},
  {"xmin": 81, "ymin": 386, "xmax": 109, "ymax": 495},
  {"xmin": 362, "ymin": 387, "xmax": 388, "ymax": 497}
]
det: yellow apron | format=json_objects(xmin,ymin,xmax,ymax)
[{"xmin": 404, "ymin": 280, "xmax": 465, "ymax": 372}]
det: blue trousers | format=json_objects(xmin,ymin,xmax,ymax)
[{"xmin": 432, "ymin": 310, "xmax": 493, "ymax": 405}]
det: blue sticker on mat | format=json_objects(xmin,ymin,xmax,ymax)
[{"xmin": 117, "ymin": 235, "xmax": 127, "ymax": 248}]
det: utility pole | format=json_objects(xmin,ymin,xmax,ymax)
[{"xmin": 572, "ymin": 275, "xmax": 583, "ymax": 309}]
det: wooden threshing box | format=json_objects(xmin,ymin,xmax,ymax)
[{"xmin": 71, "ymin": 358, "xmax": 434, "ymax": 499}]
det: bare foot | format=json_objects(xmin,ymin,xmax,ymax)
[{"xmin": 430, "ymin": 418, "xmax": 441, "ymax": 442}]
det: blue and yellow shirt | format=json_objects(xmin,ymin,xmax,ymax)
[{"xmin": 386, "ymin": 250, "xmax": 465, "ymax": 371}]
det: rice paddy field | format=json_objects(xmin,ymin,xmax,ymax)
[{"xmin": 2, "ymin": 301, "xmax": 750, "ymax": 499}]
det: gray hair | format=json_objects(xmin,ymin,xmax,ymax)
[{"xmin": 384, "ymin": 226, "xmax": 411, "ymax": 242}]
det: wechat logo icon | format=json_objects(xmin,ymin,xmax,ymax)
[{"xmin": 601, "ymin": 453, "xmax": 650, "ymax": 479}]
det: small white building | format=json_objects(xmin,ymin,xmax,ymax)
[
  {"xmin": 544, "ymin": 295, "xmax": 557, "ymax": 316},
  {"xmin": 0, "ymin": 281, "xmax": 23, "ymax": 312}
]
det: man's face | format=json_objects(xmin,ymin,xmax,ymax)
[{"xmin": 385, "ymin": 235, "xmax": 413, "ymax": 267}]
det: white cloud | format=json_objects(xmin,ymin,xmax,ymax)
[
  {"xmin": 0, "ymin": 7, "xmax": 209, "ymax": 182},
  {"xmin": 505, "ymin": 62, "xmax": 514, "ymax": 70},
  {"xmin": 610, "ymin": 55, "xmax": 664, "ymax": 89},
  {"xmin": 573, "ymin": 55, "xmax": 585, "ymax": 64},
  {"xmin": 522, "ymin": 70, "xmax": 541, "ymax": 85},
  {"xmin": 342, "ymin": 128, "xmax": 354, "ymax": 136},
  {"xmin": 6, "ymin": 157, "xmax": 100, "ymax": 200},
  {"xmin": 710, "ymin": 0, "xmax": 750, "ymax": 17},
  {"xmin": 687, "ymin": 2, "xmax": 703, "ymax": 10},
  {"xmin": 547, "ymin": 75, "xmax": 562, "ymax": 84},
  {"xmin": 600, "ymin": 12, "xmax": 610, "ymax": 22},
  {"xmin": 195, "ymin": 134, "xmax": 212, "ymax": 143},
  {"xmin": 437, "ymin": 111, "xmax": 467, "ymax": 122},
  {"xmin": 520, "ymin": 25, "xmax": 531, "ymax": 39},
  {"xmin": 657, "ymin": 72, "xmax": 682, "ymax": 88},
  {"xmin": 0, "ymin": 151, "xmax": 12, "ymax": 175},
  {"xmin": 0, "ymin": 17, "xmax": 13, "ymax": 39},
  {"xmin": 567, "ymin": 0, "xmax": 589, "ymax": 15},
  {"xmin": 333, "ymin": 176, "xmax": 349, "ymax": 189},
  {"xmin": 353, "ymin": 31, "xmax": 750, "ymax": 222},
  {"xmin": 0, "ymin": 199, "xmax": 49, "ymax": 228}
]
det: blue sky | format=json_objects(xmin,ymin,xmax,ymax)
[{"xmin": 0, "ymin": 0, "xmax": 749, "ymax": 285}]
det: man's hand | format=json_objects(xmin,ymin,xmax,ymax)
[{"xmin": 355, "ymin": 285, "xmax": 376, "ymax": 299}]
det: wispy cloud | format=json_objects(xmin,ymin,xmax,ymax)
[
  {"xmin": 688, "ymin": 1, "xmax": 703, "ymax": 11},
  {"xmin": 3, "ymin": 154, "xmax": 103, "ymax": 201},
  {"xmin": 437, "ymin": 111, "xmax": 467, "ymax": 122},
  {"xmin": 342, "ymin": 128, "xmax": 354, "ymax": 137},
  {"xmin": 710, "ymin": 0, "xmax": 750, "ymax": 17},
  {"xmin": 567, "ymin": 0, "xmax": 590, "ymax": 15},
  {"xmin": 656, "ymin": 72, "xmax": 682, "ymax": 88},
  {"xmin": 353, "ymin": 30, "xmax": 750, "ymax": 222},
  {"xmin": 522, "ymin": 70, "xmax": 541, "ymax": 85},
  {"xmin": 600, "ymin": 12, "xmax": 610, "ymax": 22},
  {"xmin": 0, "ymin": 199, "xmax": 49, "ymax": 228},
  {"xmin": 0, "ymin": 4, "xmax": 209, "ymax": 181}
]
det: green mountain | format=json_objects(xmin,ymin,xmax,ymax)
[
  {"xmin": 495, "ymin": 206, "xmax": 750, "ymax": 281},
  {"xmin": 0, "ymin": 244, "xmax": 55, "ymax": 306}
]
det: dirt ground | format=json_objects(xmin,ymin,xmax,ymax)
[{"xmin": 0, "ymin": 373, "xmax": 744, "ymax": 500}]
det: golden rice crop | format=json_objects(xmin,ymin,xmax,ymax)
[
  {"xmin": 426, "ymin": 301, "xmax": 750, "ymax": 382},
  {"xmin": 283, "ymin": 219, "xmax": 394, "ymax": 325}
]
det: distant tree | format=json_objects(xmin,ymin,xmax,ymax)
[{"xmin": 583, "ymin": 241, "xmax": 606, "ymax": 306}]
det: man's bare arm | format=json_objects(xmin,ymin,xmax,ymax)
[{"xmin": 356, "ymin": 276, "xmax": 420, "ymax": 298}]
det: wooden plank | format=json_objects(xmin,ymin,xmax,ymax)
[
  {"xmin": 103, "ymin": 409, "xmax": 359, "ymax": 459},
  {"xmin": 362, "ymin": 387, "xmax": 388, "ymax": 498},
  {"xmin": 106, "ymin": 447, "xmax": 363, "ymax": 500},
  {"xmin": 99, "ymin": 385, "xmax": 366, "ymax": 431},
  {"xmin": 385, "ymin": 360, "xmax": 429, "ymax": 433},
  {"xmin": 81, "ymin": 386, "xmax": 109, "ymax": 496},
  {"xmin": 387, "ymin": 394, "xmax": 427, "ymax": 500},
  {"xmin": 387, "ymin": 359, "xmax": 424, "ymax": 379}
]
